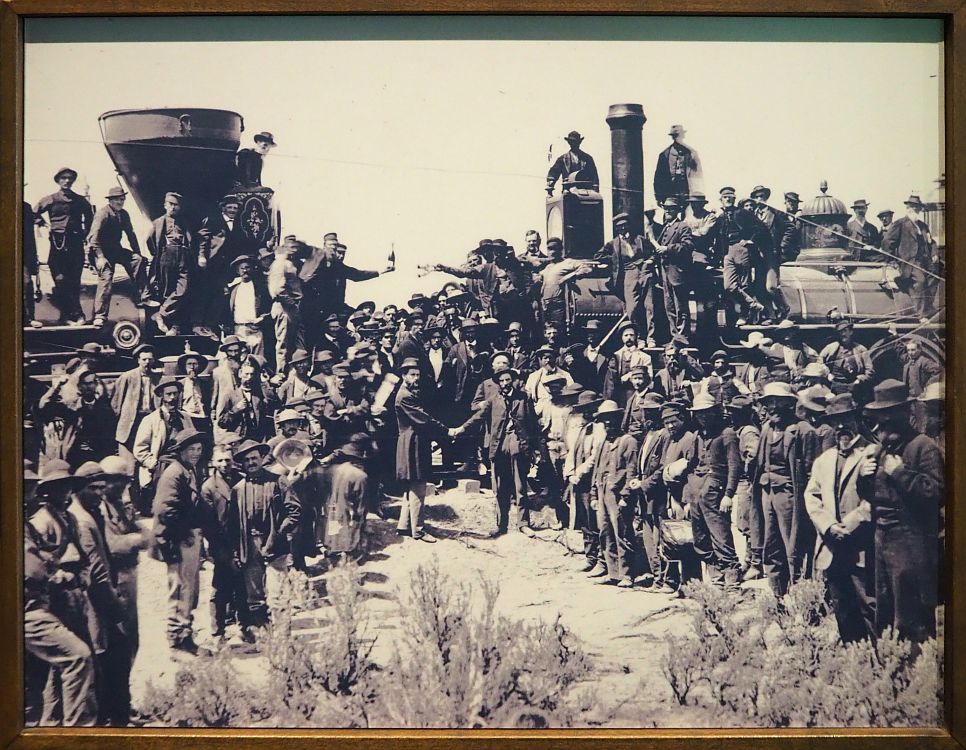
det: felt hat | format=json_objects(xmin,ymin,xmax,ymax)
[
  {"xmin": 132, "ymin": 343, "xmax": 156, "ymax": 358},
  {"xmin": 761, "ymin": 382, "xmax": 797, "ymax": 400},
  {"xmin": 100, "ymin": 455, "xmax": 135, "ymax": 478},
  {"xmin": 543, "ymin": 374, "xmax": 568, "ymax": 391},
  {"xmin": 230, "ymin": 254, "xmax": 257, "ymax": 270},
  {"xmin": 834, "ymin": 318, "xmax": 854, "ymax": 332},
  {"xmin": 903, "ymin": 194, "xmax": 924, "ymax": 209},
  {"xmin": 105, "ymin": 186, "xmax": 127, "ymax": 199},
  {"xmin": 177, "ymin": 349, "xmax": 208, "ymax": 373},
  {"xmin": 660, "ymin": 401, "xmax": 688, "ymax": 420},
  {"xmin": 594, "ymin": 399, "xmax": 623, "ymax": 420},
  {"xmin": 574, "ymin": 390, "xmax": 604, "ymax": 412},
  {"xmin": 583, "ymin": 319, "xmax": 601, "ymax": 332},
  {"xmin": 877, "ymin": 209, "xmax": 895, "ymax": 219},
  {"xmin": 304, "ymin": 390, "xmax": 327, "ymax": 404},
  {"xmin": 37, "ymin": 459, "xmax": 74, "ymax": 488},
  {"xmin": 613, "ymin": 212, "xmax": 630, "ymax": 224},
  {"xmin": 399, "ymin": 357, "xmax": 421, "ymax": 373},
  {"xmin": 506, "ymin": 321, "xmax": 524, "ymax": 333},
  {"xmin": 663, "ymin": 196, "xmax": 682, "ymax": 209},
  {"xmin": 641, "ymin": 393, "xmax": 666, "ymax": 410},
  {"xmin": 253, "ymin": 131, "xmax": 277, "ymax": 146},
  {"xmin": 865, "ymin": 379, "xmax": 911, "ymax": 411},
  {"xmin": 164, "ymin": 192, "xmax": 183, "ymax": 203},
  {"xmin": 727, "ymin": 395, "xmax": 753, "ymax": 410},
  {"xmin": 709, "ymin": 349, "xmax": 729, "ymax": 363},
  {"xmin": 565, "ymin": 130, "xmax": 584, "ymax": 143},
  {"xmin": 798, "ymin": 385, "xmax": 833, "ymax": 413},
  {"xmin": 851, "ymin": 199, "xmax": 871, "ymax": 210},
  {"xmin": 153, "ymin": 375, "xmax": 181, "ymax": 396},
  {"xmin": 784, "ymin": 192, "xmax": 803, "ymax": 203},
  {"xmin": 690, "ymin": 392, "xmax": 718, "ymax": 411},
  {"xmin": 219, "ymin": 335, "xmax": 246, "ymax": 352},
  {"xmin": 739, "ymin": 331, "xmax": 772, "ymax": 348},
  {"xmin": 560, "ymin": 382, "xmax": 584, "ymax": 398},
  {"xmin": 287, "ymin": 349, "xmax": 311, "ymax": 368},
  {"xmin": 232, "ymin": 439, "xmax": 271, "ymax": 460},
  {"xmin": 275, "ymin": 409, "xmax": 303, "ymax": 424},
  {"xmin": 169, "ymin": 428, "xmax": 209, "ymax": 453},
  {"xmin": 668, "ymin": 124, "xmax": 685, "ymax": 137},
  {"xmin": 54, "ymin": 167, "xmax": 78, "ymax": 182},
  {"xmin": 750, "ymin": 185, "xmax": 771, "ymax": 200},
  {"xmin": 825, "ymin": 393, "xmax": 859, "ymax": 417},
  {"xmin": 331, "ymin": 363, "xmax": 351, "ymax": 377},
  {"xmin": 74, "ymin": 461, "xmax": 106, "ymax": 483},
  {"xmin": 314, "ymin": 350, "xmax": 337, "ymax": 365},
  {"xmin": 534, "ymin": 345, "xmax": 556, "ymax": 359},
  {"xmin": 802, "ymin": 362, "xmax": 831, "ymax": 379}
]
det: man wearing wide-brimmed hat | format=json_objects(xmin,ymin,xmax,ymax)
[
  {"xmin": 88, "ymin": 185, "xmax": 151, "ymax": 327},
  {"xmin": 860, "ymin": 379, "xmax": 943, "ymax": 642},
  {"xmin": 177, "ymin": 348, "xmax": 211, "ymax": 426},
  {"xmin": 881, "ymin": 193, "xmax": 940, "ymax": 320},
  {"xmin": 151, "ymin": 427, "xmax": 210, "ymax": 655},
  {"xmin": 225, "ymin": 253, "xmax": 271, "ymax": 358},
  {"xmin": 563, "ymin": 389, "xmax": 606, "ymax": 569},
  {"xmin": 653, "ymin": 124, "xmax": 703, "ymax": 206},
  {"xmin": 751, "ymin": 381, "xmax": 814, "ymax": 598},
  {"xmin": 33, "ymin": 167, "xmax": 94, "ymax": 325},
  {"xmin": 546, "ymin": 130, "xmax": 599, "ymax": 196},
  {"xmin": 235, "ymin": 130, "xmax": 277, "ymax": 187},
  {"xmin": 630, "ymin": 392, "xmax": 672, "ymax": 591},
  {"xmin": 230, "ymin": 438, "xmax": 299, "ymax": 638},
  {"xmin": 803, "ymin": 393, "xmax": 876, "ymax": 643},
  {"xmin": 589, "ymin": 400, "xmax": 643, "ymax": 588}
]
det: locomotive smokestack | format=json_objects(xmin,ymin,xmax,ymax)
[{"xmin": 606, "ymin": 103, "xmax": 647, "ymax": 238}]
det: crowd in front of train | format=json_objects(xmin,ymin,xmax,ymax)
[{"xmin": 22, "ymin": 134, "xmax": 946, "ymax": 728}]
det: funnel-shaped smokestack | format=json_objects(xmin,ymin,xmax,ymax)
[{"xmin": 606, "ymin": 103, "xmax": 647, "ymax": 238}]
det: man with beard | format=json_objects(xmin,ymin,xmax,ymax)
[
  {"xmin": 700, "ymin": 349, "xmax": 746, "ymax": 403},
  {"xmin": 818, "ymin": 320, "xmax": 874, "ymax": 398},
  {"xmin": 620, "ymin": 365, "xmax": 653, "ymax": 445},
  {"xmin": 132, "ymin": 377, "xmax": 196, "ymax": 500},
  {"xmin": 594, "ymin": 214, "xmax": 659, "ymax": 343},
  {"xmin": 589, "ymin": 400, "xmax": 643, "ymax": 588},
  {"xmin": 444, "ymin": 320, "xmax": 489, "ymax": 472},
  {"xmin": 151, "ymin": 428, "xmax": 209, "ymax": 654},
  {"xmin": 68, "ymin": 463, "xmax": 127, "ymax": 723},
  {"xmin": 860, "ymin": 380, "xmax": 943, "ymax": 643},
  {"xmin": 268, "ymin": 237, "xmax": 306, "ymax": 380},
  {"xmin": 97, "ymin": 455, "xmax": 147, "ymax": 725},
  {"xmin": 88, "ymin": 186, "xmax": 151, "ymax": 329},
  {"xmin": 655, "ymin": 196, "xmax": 696, "ymax": 341},
  {"xmin": 629, "ymin": 393, "xmax": 671, "ymax": 590},
  {"xmin": 423, "ymin": 324, "xmax": 448, "ymax": 399},
  {"xmin": 804, "ymin": 394, "xmax": 876, "ymax": 643},
  {"xmin": 146, "ymin": 192, "xmax": 193, "ymax": 336},
  {"xmin": 881, "ymin": 194, "xmax": 941, "ymax": 321},
  {"xmin": 654, "ymin": 341, "xmax": 704, "ymax": 401},
  {"xmin": 178, "ymin": 349, "xmax": 211, "ymax": 431},
  {"xmin": 194, "ymin": 195, "xmax": 248, "ymax": 337},
  {"xmin": 453, "ymin": 366, "xmax": 541, "ymax": 537},
  {"xmin": 323, "ymin": 365, "xmax": 371, "ymax": 450},
  {"xmin": 750, "ymin": 185, "xmax": 793, "ymax": 320},
  {"xmin": 394, "ymin": 312, "xmax": 435, "ymax": 394},
  {"xmin": 574, "ymin": 320, "xmax": 609, "ymax": 391},
  {"xmin": 229, "ymin": 439, "xmax": 300, "ymax": 639},
  {"xmin": 210, "ymin": 336, "xmax": 249, "ymax": 442},
  {"xmin": 395, "ymin": 359, "xmax": 448, "ymax": 543},
  {"xmin": 216, "ymin": 356, "xmax": 274, "ymax": 444},
  {"xmin": 684, "ymin": 394, "xmax": 742, "ymax": 588},
  {"xmin": 235, "ymin": 131, "xmax": 276, "ymax": 187},
  {"xmin": 714, "ymin": 188, "xmax": 770, "ymax": 324},
  {"xmin": 224, "ymin": 254, "xmax": 271, "ymax": 356},
  {"xmin": 33, "ymin": 167, "xmax": 94, "ymax": 326},
  {"xmin": 603, "ymin": 322, "xmax": 653, "ymax": 406},
  {"xmin": 61, "ymin": 367, "xmax": 116, "ymax": 468},
  {"xmin": 751, "ymin": 382, "xmax": 813, "ymax": 598}
]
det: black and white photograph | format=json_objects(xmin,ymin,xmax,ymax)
[{"xmin": 20, "ymin": 15, "xmax": 947, "ymax": 730}]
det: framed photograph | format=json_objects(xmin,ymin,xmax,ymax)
[{"xmin": 1, "ymin": 5, "xmax": 961, "ymax": 749}]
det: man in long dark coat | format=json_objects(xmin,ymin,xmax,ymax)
[
  {"xmin": 653, "ymin": 125, "xmax": 702, "ymax": 205},
  {"xmin": 881, "ymin": 194, "xmax": 940, "ymax": 320},
  {"xmin": 395, "ymin": 359, "xmax": 449, "ymax": 542}
]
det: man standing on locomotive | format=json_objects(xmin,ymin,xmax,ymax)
[
  {"xmin": 146, "ymin": 192, "xmax": 193, "ymax": 336},
  {"xmin": 655, "ymin": 197, "xmax": 696, "ymax": 342},
  {"xmin": 881, "ymin": 194, "xmax": 940, "ymax": 321},
  {"xmin": 546, "ymin": 130, "xmax": 600, "ymax": 195},
  {"xmin": 33, "ymin": 167, "xmax": 94, "ymax": 326},
  {"xmin": 87, "ymin": 186, "xmax": 151, "ymax": 329}
]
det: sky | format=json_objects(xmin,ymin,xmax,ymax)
[{"xmin": 23, "ymin": 18, "xmax": 944, "ymax": 307}]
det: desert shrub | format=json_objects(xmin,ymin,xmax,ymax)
[
  {"xmin": 374, "ymin": 561, "xmax": 594, "ymax": 728},
  {"xmin": 140, "ymin": 648, "xmax": 270, "ymax": 727},
  {"xmin": 660, "ymin": 579, "xmax": 943, "ymax": 727}
]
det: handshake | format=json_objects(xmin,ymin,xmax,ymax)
[{"xmin": 448, "ymin": 426, "xmax": 464, "ymax": 438}]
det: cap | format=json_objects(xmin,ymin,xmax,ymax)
[
  {"xmin": 719, "ymin": 186, "xmax": 736, "ymax": 196},
  {"xmin": 164, "ymin": 192, "xmax": 183, "ymax": 203}
]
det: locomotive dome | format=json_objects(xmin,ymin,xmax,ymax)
[
  {"xmin": 801, "ymin": 181, "xmax": 849, "ymax": 219},
  {"xmin": 796, "ymin": 181, "xmax": 852, "ymax": 262}
]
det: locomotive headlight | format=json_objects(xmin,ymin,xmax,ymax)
[{"xmin": 112, "ymin": 320, "xmax": 142, "ymax": 351}]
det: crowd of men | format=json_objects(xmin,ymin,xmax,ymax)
[{"xmin": 23, "ymin": 127, "xmax": 946, "ymax": 727}]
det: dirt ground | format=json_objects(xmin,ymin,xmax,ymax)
[{"xmin": 130, "ymin": 484, "xmax": 765, "ymax": 727}]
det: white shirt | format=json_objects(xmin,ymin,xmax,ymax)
[
  {"xmin": 181, "ymin": 377, "xmax": 206, "ymax": 418},
  {"xmin": 222, "ymin": 213, "xmax": 234, "ymax": 232},
  {"xmin": 233, "ymin": 280, "xmax": 258, "ymax": 324},
  {"xmin": 428, "ymin": 347, "xmax": 444, "ymax": 382}
]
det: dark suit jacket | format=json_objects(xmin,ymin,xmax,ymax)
[
  {"xmin": 653, "ymin": 142, "xmax": 698, "ymax": 204},
  {"xmin": 594, "ymin": 234, "xmax": 654, "ymax": 294},
  {"xmin": 882, "ymin": 217, "xmax": 936, "ymax": 279},
  {"xmin": 546, "ymin": 149, "xmax": 599, "ymax": 192},
  {"xmin": 460, "ymin": 388, "xmax": 540, "ymax": 461},
  {"xmin": 152, "ymin": 457, "xmax": 203, "ymax": 560},
  {"xmin": 394, "ymin": 384, "xmax": 447, "ymax": 481},
  {"xmin": 198, "ymin": 213, "xmax": 251, "ymax": 273},
  {"xmin": 656, "ymin": 219, "xmax": 695, "ymax": 287}
]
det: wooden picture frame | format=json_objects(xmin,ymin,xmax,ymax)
[{"xmin": 0, "ymin": 3, "xmax": 961, "ymax": 748}]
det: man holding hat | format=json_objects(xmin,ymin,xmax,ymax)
[
  {"xmin": 454, "ymin": 365, "xmax": 541, "ymax": 537},
  {"xmin": 860, "ymin": 379, "xmax": 943, "ymax": 643},
  {"xmin": 235, "ymin": 131, "xmax": 277, "ymax": 188},
  {"xmin": 590, "ymin": 400, "xmax": 644, "ymax": 587},
  {"xmin": 595, "ymin": 214, "xmax": 660, "ymax": 342},
  {"xmin": 751, "ymin": 381, "xmax": 813, "ymax": 598},
  {"xmin": 88, "ymin": 186, "xmax": 150, "ymax": 327},
  {"xmin": 230, "ymin": 439, "xmax": 300, "ymax": 636},
  {"xmin": 546, "ymin": 130, "xmax": 599, "ymax": 195},
  {"xmin": 846, "ymin": 199, "xmax": 882, "ymax": 261},
  {"xmin": 803, "ymin": 393, "xmax": 876, "ymax": 643},
  {"xmin": 33, "ymin": 167, "xmax": 94, "ymax": 325},
  {"xmin": 653, "ymin": 124, "xmax": 703, "ymax": 206},
  {"xmin": 224, "ymin": 254, "xmax": 271, "ymax": 355},
  {"xmin": 881, "ymin": 194, "xmax": 940, "ymax": 320},
  {"xmin": 151, "ymin": 428, "xmax": 210, "ymax": 654}
]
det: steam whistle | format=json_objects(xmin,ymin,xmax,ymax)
[{"xmin": 388, "ymin": 244, "xmax": 396, "ymax": 271}]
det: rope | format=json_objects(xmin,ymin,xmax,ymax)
[{"xmin": 766, "ymin": 202, "xmax": 944, "ymax": 282}]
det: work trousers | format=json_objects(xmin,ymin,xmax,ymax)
[
  {"xmin": 41, "ymin": 586, "xmax": 92, "ymax": 726},
  {"xmin": 273, "ymin": 303, "xmax": 304, "ymax": 374},
  {"xmin": 397, "ymin": 480, "xmax": 428, "ymax": 536},
  {"xmin": 663, "ymin": 282, "xmax": 691, "ymax": 339},
  {"xmin": 93, "ymin": 251, "xmax": 148, "ymax": 321},
  {"xmin": 492, "ymin": 450, "xmax": 531, "ymax": 532},
  {"xmin": 638, "ymin": 505, "xmax": 663, "ymax": 580},
  {"xmin": 733, "ymin": 478, "xmax": 763, "ymax": 567},
  {"xmin": 101, "ymin": 563, "xmax": 138, "ymax": 725},
  {"xmin": 822, "ymin": 558, "xmax": 876, "ymax": 644},
  {"xmin": 154, "ymin": 246, "xmax": 191, "ymax": 328},
  {"xmin": 234, "ymin": 323, "xmax": 266, "ymax": 359},
  {"xmin": 596, "ymin": 491, "xmax": 639, "ymax": 581},
  {"xmin": 25, "ymin": 607, "xmax": 96, "ymax": 727},
  {"xmin": 875, "ymin": 523, "xmax": 937, "ymax": 643},
  {"xmin": 210, "ymin": 558, "xmax": 246, "ymax": 633},
  {"xmin": 165, "ymin": 530, "xmax": 202, "ymax": 645},
  {"xmin": 190, "ymin": 262, "xmax": 230, "ymax": 330},
  {"xmin": 691, "ymin": 484, "xmax": 740, "ymax": 580},
  {"xmin": 762, "ymin": 487, "xmax": 807, "ymax": 597},
  {"xmin": 47, "ymin": 232, "xmax": 85, "ymax": 323},
  {"xmin": 621, "ymin": 266, "xmax": 657, "ymax": 346},
  {"xmin": 573, "ymin": 483, "xmax": 601, "ymax": 566}
]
